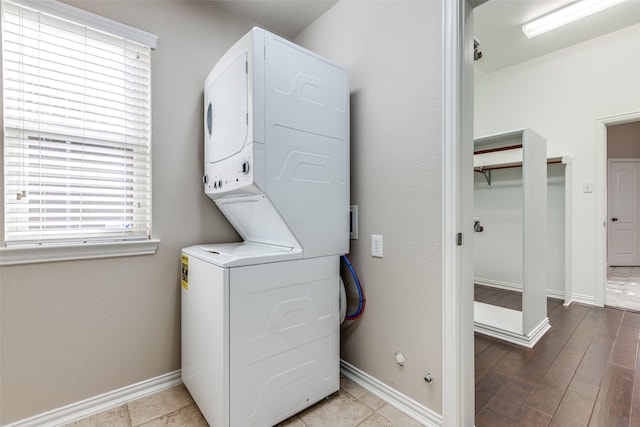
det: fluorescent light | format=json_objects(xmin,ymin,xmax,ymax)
[{"xmin": 522, "ymin": 0, "xmax": 629, "ymax": 38}]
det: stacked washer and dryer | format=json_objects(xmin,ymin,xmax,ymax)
[{"xmin": 181, "ymin": 28, "xmax": 350, "ymax": 426}]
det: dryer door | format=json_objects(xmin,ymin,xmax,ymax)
[{"xmin": 205, "ymin": 50, "xmax": 249, "ymax": 163}]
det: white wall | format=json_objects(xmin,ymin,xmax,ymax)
[
  {"xmin": 474, "ymin": 167, "xmax": 524, "ymax": 287},
  {"xmin": 296, "ymin": 1, "xmax": 443, "ymax": 413},
  {"xmin": 0, "ymin": 1, "xmax": 256, "ymax": 423},
  {"xmin": 547, "ymin": 164, "xmax": 567, "ymax": 297},
  {"xmin": 475, "ymin": 23, "xmax": 640, "ymax": 304},
  {"xmin": 474, "ymin": 164, "xmax": 566, "ymax": 298}
]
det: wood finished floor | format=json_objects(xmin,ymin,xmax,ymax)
[
  {"xmin": 475, "ymin": 284, "xmax": 523, "ymax": 311},
  {"xmin": 475, "ymin": 286, "xmax": 640, "ymax": 426}
]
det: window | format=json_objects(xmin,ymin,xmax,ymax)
[{"xmin": 1, "ymin": 0, "xmax": 157, "ymax": 255}]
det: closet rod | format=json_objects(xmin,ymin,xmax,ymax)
[
  {"xmin": 474, "ymin": 144, "xmax": 522, "ymax": 155},
  {"xmin": 474, "ymin": 158, "xmax": 562, "ymax": 173},
  {"xmin": 474, "ymin": 158, "xmax": 563, "ymax": 186}
]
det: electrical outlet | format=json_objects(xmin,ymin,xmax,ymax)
[{"xmin": 371, "ymin": 234, "xmax": 383, "ymax": 257}]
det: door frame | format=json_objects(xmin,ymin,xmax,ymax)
[
  {"xmin": 595, "ymin": 112, "xmax": 640, "ymax": 306},
  {"xmin": 442, "ymin": 0, "xmax": 475, "ymax": 425},
  {"xmin": 448, "ymin": 2, "xmax": 640, "ymax": 420}
]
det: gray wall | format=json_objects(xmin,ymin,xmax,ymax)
[
  {"xmin": 0, "ymin": 1, "xmax": 255, "ymax": 422},
  {"xmin": 295, "ymin": 1, "xmax": 443, "ymax": 412},
  {"xmin": 1, "ymin": 0, "xmax": 446, "ymax": 422},
  {"xmin": 608, "ymin": 121, "xmax": 640, "ymax": 159}
]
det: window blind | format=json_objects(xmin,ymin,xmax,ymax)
[{"xmin": 2, "ymin": 0, "xmax": 154, "ymax": 246}]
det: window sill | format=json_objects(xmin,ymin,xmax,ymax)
[{"xmin": 0, "ymin": 239, "xmax": 160, "ymax": 266}]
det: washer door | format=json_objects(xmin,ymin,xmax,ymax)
[{"xmin": 205, "ymin": 50, "xmax": 248, "ymax": 163}]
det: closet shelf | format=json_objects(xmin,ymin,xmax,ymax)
[
  {"xmin": 473, "ymin": 157, "xmax": 567, "ymax": 186},
  {"xmin": 474, "ymin": 144, "xmax": 522, "ymax": 156}
]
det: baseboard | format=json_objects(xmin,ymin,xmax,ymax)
[
  {"xmin": 475, "ymin": 278, "xmax": 521, "ymax": 292},
  {"xmin": 340, "ymin": 360, "xmax": 442, "ymax": 427},
  {"xmin": 8, "ymin": 364, "xmax": 448, "ymax": 427},
  {"xmin": 546, "ymin": 289, "xmax": 565, "ymax": 301},
  {"xmin": 474, "ymin": 302, "xmax": 551, "ymax": 348},
  {"xmin": 475, "ymin": 278, "xmax": 565, "ymax": 301},
  {"xmin": 570, "ymin": 293, "xmax": 596, "ymax": 306},
  {"xmin": 4, "ymin": 370, "xmax": 182, "ymax": 427},
  {"xmin": 474, "ymin": 319, "xmax": 551, "ymax": 348}
]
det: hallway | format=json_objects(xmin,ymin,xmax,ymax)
[
  {"xmin": 475, "ymin": 302, "xmax": 640, "ymax": 426},
  {"xmin": 606, "ymin": 266, "xmax": 640, "ymax": 312}
]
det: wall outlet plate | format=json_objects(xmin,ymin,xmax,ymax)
[{"xmin": 371, "ymin": 234, "xmax": 383, "ymax": 257}]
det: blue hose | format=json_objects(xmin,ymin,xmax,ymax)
[{"xmin": 342, "ymin": 254, "xmax": 365, "ymax": 320}]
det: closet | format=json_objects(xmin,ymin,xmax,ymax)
[{"xmin": 473, "ymin": 128, "xmax": 569, "ymax": 348}]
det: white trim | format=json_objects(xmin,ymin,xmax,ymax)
[
  {"xmin": 547, "ymin": 289, "xmax": 566, "ymax": 300},
  {"xmin": 474, "ymin": 302, "xmax": 551, "ymax": 348},
  {"xmin": 474, "ymin": 278, "xmax": 565, "ymax": 300},
  {"xmin": 571, "ymin": 293, "xmax": 597, "ymax": 306},
  {"xmin": 0, "ymin": 239, "xmax": 160, "ymax": 266},
  {"xmin": 475, "ymin": 278, "xmax": 521, "ymax": 292},
  {"xmin": 5, "ymin": 0, "xmax": 158, "ymax": 48},
  {"xmin": 442, "ymin": 0, "xmax": 474, "ymax": 425},
  {"xmin": 475, "ymin": 317, "xmax": 550, "ymax": 349},
  {"xmin": 564, "ymin": 158, "xmax": 573, "ymax": 306},
  {"xmin": 595, "ymin": 111, "xmax": 640, "ymax": 307},
  {"xmin": 340, "ymin": 360, "xmax": 442, "ymax": 427},
  {"xmin": 4, "ymin": 371, "xmax": 182, "ymax": 427}
]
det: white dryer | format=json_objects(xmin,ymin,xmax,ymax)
[{"xmin": 181, "ymin": 27, "xmax": 349, "ymax": 427}]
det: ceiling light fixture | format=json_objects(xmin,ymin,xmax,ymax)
[{"xmin": 522, "ymin": 0, "xmax": 629, "ymax": 38}]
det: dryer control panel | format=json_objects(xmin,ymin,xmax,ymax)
[{"xmin": 204, "ymin": 142, "xmax": 264, "ymax": 198}]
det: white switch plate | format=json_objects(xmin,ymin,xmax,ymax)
[
  {"xmin": 371, "ymin": 234, "xmax": 383, "ymax": 257},
  {"xmin": 583, "ymin": 182, "xmax": 593, "ymax": 193}
]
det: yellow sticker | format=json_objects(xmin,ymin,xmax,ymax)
[{"xmin": 181, "ymin": 254, "xmax": 189, "ymax": 290}]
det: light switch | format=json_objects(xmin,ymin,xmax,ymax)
[{"xmin": 371, "ymin": 235, "xmax": 383, "ymax": 257}]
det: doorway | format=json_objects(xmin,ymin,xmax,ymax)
[
  {"xmin": 593, "ymin": 114, "xmax": 640, "ymax": 306},
  {"xmin": 461, "ymin": 0, "xmax": 640, "ymax": 424},
  {"xmin": 604, "ymin": 120, "xmax": 640, "ymax": 310}
]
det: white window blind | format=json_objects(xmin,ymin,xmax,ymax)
[{"xmin": 2, "ymin": 0, "xmax": 155, "ymax": 246}]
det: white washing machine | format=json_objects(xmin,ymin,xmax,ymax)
[
  {"xmin": 182, "ymin": 27, "xmax": 349, "ymax": 427},
  {"xmin": 181, "ymin": 245, "xmax": 339, "ymax": 426}
]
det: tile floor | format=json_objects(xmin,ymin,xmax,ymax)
[
  {"xmin": 605, "ymin": 266, "xmax": 640, "ymax": 311},
  {"xmin": 63, "ymin": 376, "xmax": 422, "ymax": 427}
]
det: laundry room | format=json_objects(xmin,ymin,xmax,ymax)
[
  {"xmin": 0, "ymin": 1, "xmax": 443, "ymax": 425},
  {"xmin": 3, "ymin": 0, "xmax": 640, "ymax": 425}
]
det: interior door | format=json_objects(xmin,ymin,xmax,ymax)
[{"xmin": 608, "ymin": 160, "xmax": 640, "ymax": 266}]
